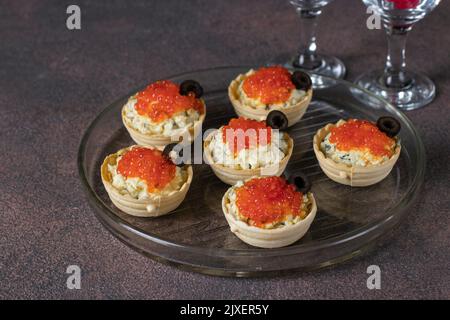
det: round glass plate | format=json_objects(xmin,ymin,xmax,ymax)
[{"xmin": 78, "ymin": 66, "xmax": 425, "ymax": 276}]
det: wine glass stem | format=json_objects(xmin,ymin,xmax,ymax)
[
  {"xmin": 383, "ymin": 25, "xmax": 413, "ymax": 89},
  {"xmin": 294, "ymin": 7, "xmax": 323, "ymax": 70}
]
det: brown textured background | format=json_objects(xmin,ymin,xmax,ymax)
[{"xmin": 0, "ymin": 0, "xmax": 449, "ymax": 299}]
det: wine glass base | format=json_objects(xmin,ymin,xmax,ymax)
[
  {"xmin": 285, "ymin": 54, "xmax": 346, "ymax": 88},
  {"xmin": 355, "ymin": 70, "xmax": 436, "ymax": 111}
]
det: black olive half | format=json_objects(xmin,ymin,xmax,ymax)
[
  {"xmin": 376, "ymin": 116, "xmax": 401, "ymax": 138},
  {"xmin": 266, "ymin": 110, "xmax": 288, "ymax": 131},
  {"xmin": 162, "ymin": 143, "xmax": 185, "ymax": 167},
  {"xmin": 287, "ymin": 172, "xmax": 311, "ymax": 194},
  {"xmin": 291, "ymin": 71, "xmax": 312, "ymax": 91},
  {"xmin": 179, "ymin": 80, "xmax": 203, "ymax": 98}
]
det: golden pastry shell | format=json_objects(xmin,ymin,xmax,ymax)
[
  {"xmin": 313, "ymin": 120, "xmax": 401, "ymax": 187},
  {"xmin": 100, "ymin": 145, "xmax": 193, "ymax": 217}
]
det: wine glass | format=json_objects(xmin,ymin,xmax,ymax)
[
  {"xmin": 356, "ymin": 0, "xmax": 441, "ymax": 110},
  {"xmin": 287, "ymin": 0, "xmax": 346, "ymax": 87}
]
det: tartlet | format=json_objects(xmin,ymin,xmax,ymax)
[
  {"xmin": 222, "ymin": 176, "xmax": 317, "ymax": 248},
  {"xmin": 101, "ymin": 145, "xmax": 193, "ymax": 217},
  {"xmin": 228, "ymin": 65, "xmax": 312, "ymax": 127},
  {"xmin": 122, "ymin": 79, "xmax": 206, "ymax": 149},
  {"xmin": 204, "ymin": 116, "xmax": 293, "ymax": 185},
  {"xmin": 313, "ymin": 118, "xmax": 401, "ymax": 187}
]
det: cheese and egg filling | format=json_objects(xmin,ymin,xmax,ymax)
[
  {"xmin": 123, "ymin": 96, "xmax": 201, "ymax": 137},
  {"xmin": 208, "ymin": 127, "xmax": 288, "ymax": 170}
]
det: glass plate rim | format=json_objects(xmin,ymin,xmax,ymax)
[{"xmin": 77, "ymin": 65, "xmax": 426, "ymax": 257}]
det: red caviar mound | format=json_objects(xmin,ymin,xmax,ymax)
[
  {"xmin": 236, "ymin": 177, "xmax": 303, "ymax": 228},
  {"xmin": 222, "ymin": 118, "xmax": 272, "ymax": 154},
  {"xmin": 242, "ymin": 66, "xmax": 295, "ymax": 105},
  {"xmin": 134, "ymin": 80, "xmax": 204, "ymax": 123},
  {"xmin": 117, "ymin": 147, "xmax": 176, "ymax": 192},
  {"xmin": 329, "ymin": 119, "xmax": 395, "ymax": 158}
]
